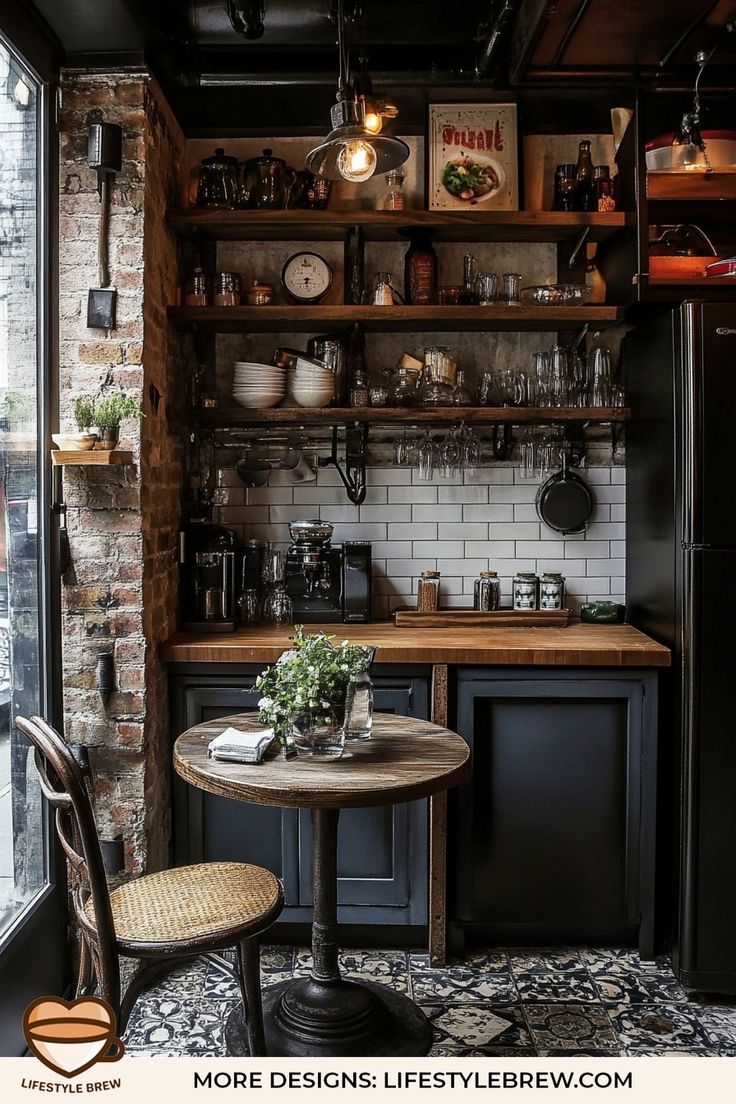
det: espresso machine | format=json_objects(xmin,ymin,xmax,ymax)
[
  {"xmin": 179, "ymin": 522, "xmax": 237, "ymax": 632},
  {"xmin": 284, "ymin": 519, "xmax": 371, "ymax": 623}
]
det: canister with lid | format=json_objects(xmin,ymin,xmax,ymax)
[
  {"xmin": 474, "ymin": 570, "xmax": 500, "ymax": 611},
  {"xmin": 416, "ymin": 570, "xmax": 441, "ymax": 612},
  {"xmin": 513, "ymin": 571, "xmax": 538, "ymax": 611},
  {"xmin": 539, "ymin": 572, "xmax": 565, "ymax": 610}
]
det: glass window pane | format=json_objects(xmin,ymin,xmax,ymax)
[{"xmin": 0, "ymin": 38, "xmax": 45, "ymax": 936}]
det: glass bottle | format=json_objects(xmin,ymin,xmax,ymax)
[
  {"xmin": 574, "ymin": 140, "xmax": 595, "ymax": 212},
  {"xmin": 404, "ymin": 233, "xmax": 438, "ymax": 305},
  {"xmin": 384, "ymin": 170, "xmax": 405, "ymax": 211},
  {"xmin": 458, "ymin": 254, "xmax": 478, "ymax": 305},
  {"xmin": 452, "ymin": 369, "xmax": 473, "ymax": 406},
  {"xmin": 343, "ymin": 647, "xmax": 376, "ymax": 741},
  {"xmin": 553, "ymin": 163, "xmax": 577, "ymax": 212},
  {"xmin": 347, "ymin": 324, "xmax": 370, "ymax": 407},
  {"xmin": 594, "ymin": 165, "xmax": 616, "ymax": 212}
]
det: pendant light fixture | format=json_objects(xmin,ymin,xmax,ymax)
[{"xmin": 305, "ymin": 0, "xmax": 408, "ymax": 183}]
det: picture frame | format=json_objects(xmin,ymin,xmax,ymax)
[{"xmin": 427, "ymin": 103, "xmax": 518, "ymax": 212}]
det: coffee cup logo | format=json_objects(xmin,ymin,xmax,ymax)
[{"xmin": 23, "ymin": 996, "xmax": 125, "ymax": 1078}]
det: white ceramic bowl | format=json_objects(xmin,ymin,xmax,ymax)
[
  {"xmin": 292, "ymin": 390, "xmax": 333, "ymax": 407},
  {"xmin": 232, "ymin": 392, "xmax": 283, "ymax": 408},
  {"xmin": 52, "ymin": 432, "xmax": 97, "ymax": 451}
]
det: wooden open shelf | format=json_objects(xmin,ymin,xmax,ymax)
[
  {"xmin": 168, "ymin": 304, "xmax": 622, "ymax": 333},
  {"xmin": 647, "ymin": 169, "xmax": 736, "ymax": 202},
  {"xmin": 51, "ymin": 450, "xmax": 135, "ymax": 466},
  {"xmin": 181, "ymin": 405, "xmax": 630, "ymax": 428},
  {"xmin": 167, "ymin": 209, "xmax": 629, "ymax": 243}
]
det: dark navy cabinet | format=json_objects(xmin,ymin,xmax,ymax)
[
  {"xmin": 169, "ymin": 665, "xmax": 431, "ymax": 927},
  {"xmin": 451, "ymin": 668, "xmax": 659, "ymax": 957}
]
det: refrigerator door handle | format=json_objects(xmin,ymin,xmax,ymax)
[{"xmin": 680, "ymin": 302, "xmax": 698, "ymax": 547}]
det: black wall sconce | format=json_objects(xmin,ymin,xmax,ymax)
[{"xmin": 96, "ymin": 651, "xmax": 116, "ymax": 706}]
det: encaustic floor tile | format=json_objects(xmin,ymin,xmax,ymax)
[
  {"xmin": 411, "ymin": 968, "xmax": 517, "ymax": 1005},
  {"xmin": 508, "ymin": 949, "xmax": 583, "ymax": 975},
  {"xmin": 607, "ymin": 1003, "xmax": 715, "ymax": 1052},
  {"xmin": 590, "ymin": 969, "xmax": 689, "ymax": 1005},
  {"xmin": 514, "ymin": 970, "xmax": 600, "ymax": 1004},
  {"xmin": 294, "ymin": 948, "xmax": 410, "ymax": 992},
  {"xmin": 422, "ymin": 1003, "xmax": 529, "ymax": 1049},
  {"xmin": 523, "ymin": 1003, "xmax": 619, "ymax": 1051}
]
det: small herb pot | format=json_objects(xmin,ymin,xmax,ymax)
[{"xmin": 91, "ymin": 426, "xmax": 120, "ymax": 451}]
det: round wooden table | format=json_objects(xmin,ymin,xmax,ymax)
[{"xmin": 174, "ymin": 712, "xmax": 470, "ymax": 1058}]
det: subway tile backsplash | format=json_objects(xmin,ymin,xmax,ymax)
[{"xmin": 214, "ymin": 463, "xmax": 626, "ymax": 620}]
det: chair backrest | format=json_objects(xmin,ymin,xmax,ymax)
[{"xmin": 16, "ymin": 716, "xmax": 119, "ymax": 976}]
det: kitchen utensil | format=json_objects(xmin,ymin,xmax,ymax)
[
  {"xmin": 196, "ymin": 148, "xmax": 239, "ymax": 209},
  {"xmin": 645, "ymin": 130, "xmax": 736, "ymax": 172},
  {"xmin": 280, "ymin": 448, "xmax": 316, "ymax": 484},
  {"xmin": 521, "ymin": 283, "xmax": 592, "ymax": 305},
  {"xmin": 536, "ymin": 463, "xmax": 594, "ymax": 534},
  {"xmin": 235, "ymin": 458, "xmax": 271, "ymax": 488},
  {"xmin": 649, "ymin": 224, "xmax": 717, "ymax": 257},
  {"xmin": 244, "ymin": 148, "xmax": 296, "ymax": 210}
]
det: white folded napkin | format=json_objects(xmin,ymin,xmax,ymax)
[{"xmin": 207, "ymin": 726, "xmax": 275, "ymax": 764}]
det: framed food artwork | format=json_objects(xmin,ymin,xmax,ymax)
[{"xmin": 427, "ymin": 103, "xmax": 518, "ymax": 212}]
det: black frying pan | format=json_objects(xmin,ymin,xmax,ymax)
[{"xmin": 536, "ymin": 466, "xmax": 594, "ymax": 535}]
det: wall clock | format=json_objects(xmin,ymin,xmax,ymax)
[{"xmin": 281, "ymin": 251, "xmax": 333, "ymax": 304}]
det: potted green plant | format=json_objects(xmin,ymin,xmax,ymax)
[
  {"xmin": 90, "ymin": 392, "xmax": 144, "ymax": 450},
  {"xmin": 50, "ymin": 396, "xmax": 98, "ymax": 451},
  {"xmin": 255, "ymin": 626, "xmax": 376, "ymax": 758}
]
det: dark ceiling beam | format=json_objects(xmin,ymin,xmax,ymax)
[
  {"xmin": 507, "ymin": 0, "xmax": 552, "ymax": 84},
  {"xmin": 475, "ymin": 0, "xmax": 520, "ymax": 78}
]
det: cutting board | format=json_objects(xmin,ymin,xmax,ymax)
[{"xmin": 392, "ymin": 607, "xmax": 571, "ymax": 628}]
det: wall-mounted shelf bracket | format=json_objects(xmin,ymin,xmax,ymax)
[
  {"xmin": 319, "ymin": 422, "xmax": 368, "ymax": 505},
  {"xmin": 491, "ymin": 424, "xmax": 514, "ymax": 461}
]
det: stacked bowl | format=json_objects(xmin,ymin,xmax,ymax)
[
  {"xmin": 232, "ymin": 361, "xmax": 285, "ymax": 408},
  {"xmin": 289, "ymin": 355, "xmax": 335, "ymax": 408}
]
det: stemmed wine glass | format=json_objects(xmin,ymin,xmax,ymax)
[
  {"xmin": 417, "ymin": 429, "xmax": 436, "ymax": 481},
  {"xmin": 459, "ymin": 423, "xmax": 482, "ymax": 474},
  {"xmin": 439, "ymin": 425, "xmax": 461, "ymax": 477}
]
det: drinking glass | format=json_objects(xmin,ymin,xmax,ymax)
[
  {"xmin": 237, "ymin": 587, "xmax": 261, "ymax": 626},
  {"xmin": 568, "ymin": 352, "xmax": 589, "ymax": 407},
  {"xmin": 439, "ymin": 426, "xmax": 461, "ymax": 477},
  {"xmin": 476, "ymin": 272, "xmax": 499, "ymax": 305},
  {"xmin": 460, "ymin": 424, "xmax": 482, "ymax": 474},
  {"xmin": 393, "ymin": 427, "xmax": 409, "ymax": 466},
  {"xmin": 532, "ymin": 351, "xmax": 552, "ymax": 407},
  {"xmin": 519, "ymin": 428, "xmax": 537, "ymax": 480},
  {"xmin": 479, "ymin": 370, "xmax": 496, "ymax": 405},
  {"xmin": 263, "ymin": 583, "xmax": 293, "ymax": 626},
  {"xmin": 417, "ymin": 429, "xmax": 436, "ymax": 481},
  {"xmin": 589, "ymin": 339, "xmax": 613, "ymax": 408},
  {"xmin": 501, "ymin": 273, "xmax": 523, "ymax": 305},
  {"xmin": 499, "ymin": 368, "xmax": 524, "ymax": 406},
  {"xmin": 549, "ymin": 345, "xmax": 570, "ymax": 407}
]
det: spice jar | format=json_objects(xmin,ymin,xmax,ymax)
[
  {"xmin": 594, "ymin": 165, "xmax": 616, "ymax": 212},
  {"xmin": 213, "ymin": 272, "xmax": 240, "ymax": 307},
  {"xmin": 184, "ymin": 267, "xmax": 209, "ymax": 307},
  {"xmin": 416, "ymin": 570, "xmax": 441, "ymax": 612},
  {"xmin": 539, "ymin": 572, "xmax": 565, "ymax": 611},
  {"xmin": 513, "ymin": 572, "xmax": 538, "ymax": 610},
  {"xmin": 245, "ymin": 280, "xmax": 274, "ymax": 306},
  {"xmin": 474, "ymin": 570, "xmax": 500, "ymax": 611},
  {"xmin": 404, "ymin": 233, "xmax": 437, "ymax": 305},
  {"xmin": 384, "ymin": 170, "xmax": 405, "ymax": 211}
]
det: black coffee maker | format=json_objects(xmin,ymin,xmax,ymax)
[
  {"xmin": 284, "ymin": 519, "xmax": 371, "ymax": 623},
  {"xmin": 179, "ymin": 523, "xmax": 236, "ymax": 632}
]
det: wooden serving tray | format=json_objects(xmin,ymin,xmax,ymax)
[{"xmin": 392, "ymin": 607, "xmax": 571, "ymax": 628}]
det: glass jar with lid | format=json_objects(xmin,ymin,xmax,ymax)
[
  {"xmin": 184, "ymin": 267, "xmax": 209, "ymax": 307},
  {"xmin": 513, "ymin": 572, "xmax": 538, "ymax": 610},
  {"xmin": 539, "ymin": 572, "xmax": 565, "ymax": 610},
  {"xmin": 384, "ymin": 170, "xmax": 406, "ymax": 211},
  {"xmin": 416, "ymin": 570, "xmax": 441, "ymax": 612},
  {"xmin": 474, "ymin": 570, "xmax": 500, "ymax": 611}
]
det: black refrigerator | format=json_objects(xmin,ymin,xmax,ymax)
[{"xmin": 625, "ymin": 301, "xmax": 736, "ymax": 993}]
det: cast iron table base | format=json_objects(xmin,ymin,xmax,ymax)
[{"xmin": 226, "ymin": 807, "xmax": 432, "ymax": 1057}]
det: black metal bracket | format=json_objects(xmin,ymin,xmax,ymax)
[
  {"xmin": 319, "ymin": 423, "xmax": 368, "ymax": 505},
  {"xmin": 565, "ymin": 425, "xmax": 586, "ymax": 468}
]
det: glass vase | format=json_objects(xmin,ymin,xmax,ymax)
[
  {"xmin": 291, "ymin": 705, "xmax": 345, "ymax": 759},
  {"xmin": 343, "ymin": 647, "xmax": 376, "ymax": 742}
]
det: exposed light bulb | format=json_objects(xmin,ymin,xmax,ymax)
[
  {"xmin": 337, "ymin": 139, "xmax": 377, "ymax": 182},
  {"xmin": 363, "ymin": 110, "xmax": 383, "ymax": 135}
]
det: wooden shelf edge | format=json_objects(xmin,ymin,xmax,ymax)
[
  {"xmin": 51, "ymin": 450, "xmax": 135, "ymax": 466},
  {"xmin": 175, "ymin": 405, "xmax": 630, "ymax": 427},
  {"xmin": 167, "ymin": 208, "xmax": 630, "ymax": 243}
]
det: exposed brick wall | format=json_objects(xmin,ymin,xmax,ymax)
[{"xmin": 58, "ymin": 70, "xmax": 183, "ymax": 874}]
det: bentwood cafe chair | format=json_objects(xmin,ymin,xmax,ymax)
[{"xmin": 17, "ymin": 715, "xmax": 284, "ymax": 1055}]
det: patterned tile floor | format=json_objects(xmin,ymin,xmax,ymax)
[{"xmin": 123, "ymin": 946, "xmax": 736, "ymax": 1058}]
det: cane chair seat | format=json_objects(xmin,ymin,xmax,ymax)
[{"xmin": 84, "ymin": 861, "xmax": 282, "ymax": 951}]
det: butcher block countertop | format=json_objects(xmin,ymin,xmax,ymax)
[{"xmin": 163, "ymin": 622, "xmax": 671, "ymax": 667}]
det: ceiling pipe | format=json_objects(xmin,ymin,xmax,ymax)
[
  {"xmin": 550, "ymin": 0, "xmax": 593, "ymax": 68},
  {"xmin": 475, "ymin": 0, "xmax": 520, "ymax": 78},
  {"xmin": 658, "ymin": 0, "xmax": 721, "ymax": 68}
]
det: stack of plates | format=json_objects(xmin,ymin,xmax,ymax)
[
  {"xmin": 232, "ymin": 361, "xmax": 285, "ymax": 408},
  {"xmin": 289, "ymin": 355, "xmax": 334, "ymax": 408}
]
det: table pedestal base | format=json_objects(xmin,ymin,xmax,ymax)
[{"xmin": 225, "ymin": 978, "xmax": 431, "ymax": 1058}]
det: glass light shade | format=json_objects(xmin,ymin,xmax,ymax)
[{"xmin": 337, "ymin": 139, "xmax": 377, "ymax": 182}]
